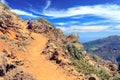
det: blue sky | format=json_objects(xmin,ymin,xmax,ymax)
[{"xmin": 1, "ymin": 0, "xmax": 120, "ymax": 42}]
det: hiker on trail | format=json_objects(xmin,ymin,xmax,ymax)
[{"xmin": 27, "ymin": 20, "xmax": 33, "ymax": 35}]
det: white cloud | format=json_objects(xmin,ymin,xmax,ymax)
[
  {"xmin": 71, "ymin": 16, "xmax": 83, "ymax": 19},
  {"xmin": 55, "ymin": 21, "xmax": 80, "ymax": 26},
  {"xmin": 99, "ymin": 24, "xmax": 120, "ymax": 32},
  {"xmin": 57, "ymin": 25, "xmax": 108, "ymax": 33},
  {"xmin": 44, "ymin": 0, "xmax": 51, "ymax": 11},
  {"xmin": 115, "ymin": 25, "xmax": 120, "ymax": 29},
  {"xmin": 29, "ymin": 0, "xmax": 51, "ymax": 15},
  {"xmin": 0, "ymin": 0, "xmax": 8, "ymax": 5},
  {"xmin": 11, "ymin": 9, "xmax": 39, "ymax": 18},
  {"xmin": 30, "ymin": 9, "xmax": 41, "ymax": 15},
  {"xmin": 43, "ymin": 4, "xmax": 120, "ymax": 21},
  {"xmin": 81, "ymin": 19, "xmax": 119, "ymax": 26},
  {"xmin": 55, "ymin": 22, "xmax": 66, "ymax": 26}
]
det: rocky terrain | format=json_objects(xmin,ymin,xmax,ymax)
[{"xmin": 0, "ymin": 2, "xmax": 120, "ymax": 80}]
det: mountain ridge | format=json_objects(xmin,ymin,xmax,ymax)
[{"xmin": 83, "ymin": 35, "xmax": 120, "ymax": 64}]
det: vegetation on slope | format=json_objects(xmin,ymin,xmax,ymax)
[
  {"xmin": 83, "ymin": 35, "xmax": 120, "ymax": 64},
  {"xmin": 66, "ymin": 43, "xmax": 120, "ymax": 80}
]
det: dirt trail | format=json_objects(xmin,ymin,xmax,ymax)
[{"xmin": 19, "ymin": 33, "xmax": 75, "ymax": 80}]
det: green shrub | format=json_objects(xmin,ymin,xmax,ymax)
[
  {"xmin": 72, "ymin": 59, "xmax": 94, "ymax": 74},
  {"xmin": 66, "ymin": 44, "xmax": 110, "ymax": 80},
  {"xmin": 71, "ymin": 59, "xmax": 110, "ymax": 80},
  {"xmin": 112, "ymin": 74, "xmax": 120, "ymax": 80},
  {"xmin": 0, "ymin": 34, "xmax": 8, "ymax": 40},
  {"xmin": 66, "ymin": 44, "xmax": 84, "ymax": 60},
  {"xmin": 95, "ymin": 67, "xmax": 110, "ymax": 80}
]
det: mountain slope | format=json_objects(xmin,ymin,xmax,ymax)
[
  {"xmin": 0, "ymin": 2, "xmax": 120, "ymax": 80},
  {"xmin": 83, "ymin": 35, "xmax": 120, "ymax": 64},
  {"xmin": 0, "ymin": 2, "xmax": 85, "ymax": 80},
  {"xmin": 16, "ymin": 33, "xmax": 76, "ymax": 80}
]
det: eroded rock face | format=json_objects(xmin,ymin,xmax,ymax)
[
  {"xmin": 0, "ymin": 51, "xmax": 35, "ymax": 80},
  {"xmin": 0, "ymin": 2, "xmax": 22, "ymax": 36},
  {"xmin": 0, "ymin": 9, "xmax": 19, "ymax": 33},
  {"xmin": 104, "ymin": 61, "xmax": 118, "ymax": 72},
  {"xmin": 0, "ymin": 51, "xmax": 16, "ymax": 77},
  {"xmin": 4, "ymin": 68, "xmax": 36, "ymax": 80},
  {"xmin": 0, "ymin": 52, "xmax": 8, "ymax": 76}
]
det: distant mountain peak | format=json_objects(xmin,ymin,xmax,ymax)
[{"xmin": 84, "ymin": 35, "xmax": 120, "ymax": 64}]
